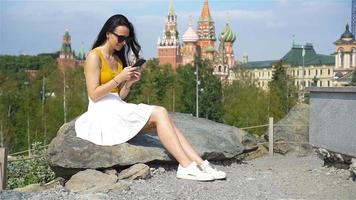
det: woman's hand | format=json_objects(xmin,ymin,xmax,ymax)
[
  {"xmin": 126, "ymin": 68, "xmax": 142, "ymax": 85},
  {"xmin": 115, "ymin": 66, "xmax": 137, "ymax": 82}
]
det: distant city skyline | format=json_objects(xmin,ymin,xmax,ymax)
[{"xmin": 0, "ymin": 0, "xmax": 351, "ymax": 61}]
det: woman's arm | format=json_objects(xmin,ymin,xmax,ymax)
[
  {"xmin": 84, "ymin": 51, "xmax": 126, "ymax": 102},
  {"xmin": 118, "ymin": 69, "xmax": 141, "ymax": 100},
  {"xmin": 118, "ymin": 82, "xmax": 133, "ymax": 100}
]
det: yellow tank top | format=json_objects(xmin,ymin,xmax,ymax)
[{"xmin": 94, "ymin": 48, "xmax": 123, "ymax": 93}]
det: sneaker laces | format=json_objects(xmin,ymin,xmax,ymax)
[{"xmin": 200, "ymin": 160, "xmax": 222, "ymax": 174}]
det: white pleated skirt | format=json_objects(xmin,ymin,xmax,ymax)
[{"xmin": 75, "ymin": 93, "xmax": 155, "ymax": 146}]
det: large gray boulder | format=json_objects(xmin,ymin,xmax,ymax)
[{"xmin": 47, "ymin": 112, "xmax": 246, "ymax": 178}]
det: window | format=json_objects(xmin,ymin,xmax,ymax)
[
  {"xmin": 352, "ymin": 48, "xmax": 356, "ymax": 67},
  {"xmin": 340, "ymin": 49, "xmax": 344, "ymax": 68},
  {"xmin": 320, "ymin": 69, "xmax": 323, "ymax": 76},
  {"xmin": 320, "ymin": 81, "xmax": 323, "ymax": 87},
  {"xmin": 328, "ymin": 69, "xmax": 330, "ymax": 75}
]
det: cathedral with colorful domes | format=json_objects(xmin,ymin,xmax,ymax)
[{"xmin": 157, "ymin": 0, "xmax": 237, "ymax": 82}]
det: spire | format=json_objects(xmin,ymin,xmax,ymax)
[
  {"xmin": 341, "ymin": 23, "xmax": 354, "ymax": 39},
  {"xmin": 189, "ymin": 15, "xmax": 193, "ymax": 26},
  {"xmin": 168, "ymin": 0, "xmax": 174, "ymax": 16},
  {"xmin": 78, "ymin": 42, "xmax": 86, "ymax": 60},
  {"xmin": 200, "ymin": 0, "xmax": 211, "ymax": 20},
  {"xmin": 226, "ymin": 12, "xmax": 230, "ymax": 24}
]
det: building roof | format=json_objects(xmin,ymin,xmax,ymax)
[
  {"xmin": 334, "ymin": 24, "xmax": 356, "ymax": 45},
  {"xmin": 182, "ymin": 24, "xmax": 199, "ymax": 42},
  {"xmin": 168, "ymin": 0, "xmax": 175, "ymax": 16},
  {"xmin": 341, "ymin": 24, "xmax": 354, "ymax": 39},
  {"xmin": 205, "ymin": 45, "xmax": 215, "ymax": 53},
  {"xmin": 239, "ymin": 60, "xmax": 278, "ymax": 69},
  {"xmin": 281, "ymin": 44, "xmax": 334, "ymax": 66},
  {"xmin": 239, "ymin": 43, "xmax": 334, "ymax": 69},
  {"xmin": 220, "ymin": 23, "xmax": 236, "ymax": 43},
  {"xmin": 200, "ymin": 0, "xmax": 212, "ymax": 21}
]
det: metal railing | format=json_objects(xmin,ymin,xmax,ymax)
[{"xmin": 240, "ymin": 117, "xmax": 274, "ymax": 157}]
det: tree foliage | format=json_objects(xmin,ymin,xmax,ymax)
[
  {"xmin": 268, "ymin": 61, "xmax": 298, "ymax": 121},
  {"xmin": 350, "ymin": 70, "xmax": 356, "ymax": 86}
]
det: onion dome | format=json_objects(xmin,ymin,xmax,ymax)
[
  {"xmin": 220, "ymin": 23, "xmax": 236, "ymax": 43},
  {"xmin": 341, "ymin": 24, "xmax": 354, "ymax": 39},
  {"xmin": 182, "ymin": 24, "xmax": 199, "ymax": 42},
  {"xmin": 205, "ymin": 45, "xmax": 215, "ymax": 53}
]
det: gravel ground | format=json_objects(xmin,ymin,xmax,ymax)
[{"xmin": 2, "ymin": 153, "xmax": 355, "ymax": 200}]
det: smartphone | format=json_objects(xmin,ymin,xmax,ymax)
[{"xmin": 132, "ymin": 58, "xmax": 146, "ymax": 67}]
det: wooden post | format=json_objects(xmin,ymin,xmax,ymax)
[
  {"xmin": 269, "ymin": 117, "xmax": 274, "ymax": 156},
  {"xmin": 0, "ymin": 148, "xmax": 7, "ymax": 190}
]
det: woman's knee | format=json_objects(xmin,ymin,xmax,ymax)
[{"xmin": 151, "ymin": 106, "xmax": 168, "ymax": 121}]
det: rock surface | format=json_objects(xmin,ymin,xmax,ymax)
[
  {"xmin": 47, "ymin": 112, "xmax": 246, "ymax": 178},
  {"xmin": 64, "ymin": 169, "xmax": 129, "ymax": 193},
  {"xmin": 4, "ymin": 153, "xmax": 355, "ymax": 200},
  {"xmin": 268, "ymin": 103, "xmax": 313, "ymax": 155},
  {"xmin": 350, "ymin": 159, "xmax": 356, "ymax": 181},
  {"xmin": 118, "ymin": 163, "xmax": 151, "ymax": 180}
]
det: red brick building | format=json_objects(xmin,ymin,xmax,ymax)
[{"xmin": 57, "ymin": 29, "xmax": 86, "ymax": 71}]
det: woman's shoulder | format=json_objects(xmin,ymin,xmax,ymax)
[
  {"xmin": 87, "ymin": 48, "xmax": 101, "ymax": 57},
  {"xmin": 86, "ymin": 48, "xmax": 103, "ymax": 61},
  {"xmin": 85, "ymin": 49, "xmax": 101, "ymax": 68}
]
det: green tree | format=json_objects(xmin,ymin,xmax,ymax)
[
  {"xmin": 350, "ymin": 70, "xmax": 356, "ymax": 86},
  {"xmin": 196, "ymin": 58, "xmax": 224, "ymax": 122},
  {"xmin": 223, "ymin": 69, "xmax": 269, "ymax": 135},
  {"xmin": 268, "ymin": 61, "xmax": 298, "ymax": 121},
  {"xmin": 176, "ymin": 63, "xmax": 196, "ymax": 114}
]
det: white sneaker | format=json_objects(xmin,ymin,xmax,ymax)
[
  {"xmin": 176, "ymin": 161, "xmax": 214, "ymax": 181},
  {"xmin": 200, "ymin": 160, "xmax": 227, "ymax": 180}
]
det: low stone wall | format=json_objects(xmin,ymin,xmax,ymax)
[{"xmin": 309, "ymin": 87, "xmax": 356, "ymax": 158}]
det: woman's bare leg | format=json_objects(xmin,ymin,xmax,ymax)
[
  {"xmin": 140, "ymin": 111, "xmax": 204, "ymax": 165},
  {"xmin": 168, "ymin": 117, "xmax": 204, "ymax": 165},
  {"xmin": 145, "ymin": 106, "xmax": 192, "ymax": 167}
]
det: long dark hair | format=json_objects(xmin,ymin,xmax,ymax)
[{"xmin": 92, "ymin": 14, "xmax": 141, "ymax": 68}]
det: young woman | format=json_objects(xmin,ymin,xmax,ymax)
[{"xmin": 75, "ymin": 14, "xmax": 226, "ymax": 181}]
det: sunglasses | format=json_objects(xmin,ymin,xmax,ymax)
[{"xmin": 110, "ymin": 32, "xmax": 132, "ymax": 43}]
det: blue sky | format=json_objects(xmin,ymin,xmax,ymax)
[{"xmin": 0, "ymin": 0, "xmax": 351, "ymax": 61}]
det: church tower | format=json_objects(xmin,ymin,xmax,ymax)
[
  {"xmin": 157, "ymin": 0, "xmax": 181, "ymax": 70},
  {"xmin": 197, "ymin": 0, "xmax": 216, "ymax": 58},
  {"xmin": 220, "ymin": 22, "xmax": 236, "ymax": 67},
  {"xmin": 181, "ymin": 20, "xmax": 199, "ymax": 65},
  {"xmin": 57, "ymin": 29, "xmax": 76, "ymax": 70},
  {"xmin": 333, "ymin": 24, "xmax": 356, "ymax": 86},
  {"xmin": 213, "ymin": 22, "xmax": 236, "ymax": 82}
]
